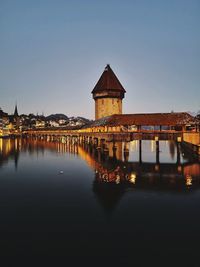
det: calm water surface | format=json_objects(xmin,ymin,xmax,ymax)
[{"xmin": 0, "ymin": 138, "xmax": 200, "ymax": 267}]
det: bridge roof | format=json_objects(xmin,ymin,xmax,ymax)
[
  {"xmin": 91, "ymin": 64, "xmax": 126, "ymax": 94},
  {"xmin": 89, "ymin": 112, "xmax": 195, "ymax": 127}
]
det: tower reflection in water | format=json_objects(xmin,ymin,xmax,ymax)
[
  {"xmin": 77, "ymin": 140, "xmax": 199, "ymax": 212},
  {"xmin": 0, "ymin": 138, "xmax": 200, "ymax": 205}
]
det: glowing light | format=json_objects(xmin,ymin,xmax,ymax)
[
  {"xmin": 115, "ymin": 175, "xmax": 120, "ymax": 184},
  {"xmin": 177, "ymin": 166, "xmax": 182, "ymax": 173},
  {"xmin": 154, "ymin": 136, "xmax": 159, "ymax": 141},
  {"xmin": 177, "ymin": 137, "xmax": 182, "ymax": 143},
  {"xmin": 151, "ymin": 140, "xmax": 155, "ymax": 152},
  {"xmin": 130, "ymin": 173, "xmax": 136, "ymax": 184},
  {"xmin": 130, "ymin": 140, "xmax": 136, "ymax": 151},
  {"xmin": 155, "ymin": 165, "xmax": 159, "ymax": 171},
  {"xmin": 15, "ymin": 139, "xmax": 18, "ymax": 149},
  {"xmin": 0, "ymin": 139, "xmax": 2, "ymax": 152},
  {"xmin": 186, "ymin": 175, "xmax": 192, "ymax": 186}
]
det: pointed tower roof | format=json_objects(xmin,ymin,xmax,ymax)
[
  {"xmin": 92, "ymin": 64, "xmax": 126, "ymax": 94},
  {"xmin": 14, "ymin": 104, "xmax": 18, "ymax": 117}
]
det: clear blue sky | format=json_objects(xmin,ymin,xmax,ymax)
[{"xmin": 0, "ymin": 0, "xmax": 199, "ymax": 119}]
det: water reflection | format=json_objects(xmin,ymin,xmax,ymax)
[
  {"xmin": 1, "ymin": 138, "xmax": 199, "ymax": 187},
  {"xmin": 0, "ymin": 138, "xmax": 20, "ymax": 170},
  {"xmin": 0, "ymin": 137, "xmax": 200, "ymax": 215},
  {"xmin": 0, "ymin": 138, "xmax": 200, "ymax": 265}
]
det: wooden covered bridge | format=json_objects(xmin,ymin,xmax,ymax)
[{"xmin": 25, "ymin": 112, "xmax": 200, "ymax": 155}]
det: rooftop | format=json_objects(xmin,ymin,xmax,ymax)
[
  {"xmin": 91, "ymin": 64, "xmax": 126, "ymax": 94},
  {"xmin": 88, "ymin": 112, "xmax": 195, "ymax": 127}
]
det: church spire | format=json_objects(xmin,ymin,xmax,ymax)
[{"xmin": 14, "ymin": 104, "xmax": 19, "ymax": 117}]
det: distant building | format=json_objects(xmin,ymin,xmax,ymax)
[
  {"xmin": 35, "ymin": 119, "xmax": 45, "ymax": 128},
  {"xmin": 0, "ymin": 108, "xmax": 10, "ymax": 137},
  {"xmin": 49, "ymin": 120, "xmax": 59, "ymax": 127},
  {"xmin": 91, "ymin": 64, "xmax": 126, "ymax": 120},
  {"xmin": 7, "ymin": 104, "xmax": 21, "ymax": 133}
]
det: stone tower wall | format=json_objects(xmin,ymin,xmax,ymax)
[{"xmin": 95, "ymin": 98, "xmax": 122, "ymax": 120}]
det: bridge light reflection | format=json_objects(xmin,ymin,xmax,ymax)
[
  {"xmin": 177, "ymin": 165, "xmax": 182, "ymax": 173},
  {"xmin": 186, "ymin": 175, "xmax": 192, "ymax": 186},
  {"xmin": 115, "ymin": 175, "xmax": 120, "ymax": 184},
  {"xmin": 0, "ymin": 139, "xmax": 2, "ymax": 153},
  {"xmin": 130, "ymin": 173, "xmax": 136, "ymax": 184},
  {"xmin": 155, "ymin": 164, "xmax": 159, "ymax": 171},
  {"xmin": 151, "ymin": 140, "xmax": 155, "ymax": 152}
]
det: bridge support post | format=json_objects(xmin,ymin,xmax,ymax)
[
  {"xmin": 100, "ymin": 139, "xmax": 105, "ymax": 151},
  {"xmin": 156, "ymin": 140, "xmax": 160, "ymax": 164},
  {"xmin": 198, "ymin": 144, "xmax": 200, "ymax": 155},
  {"xmin": 103, "ymin": 144, "xmax": 109, "ymax": 159},
  {"xmin": 112, "ymin": 142, "xmax": 117, "ymax": 159},
  {"xmin": 124, "ymin": 142, "xmax": 129, "ymax": 162},
  {"xmin": 139, "ymin": 140, "xmax": 142, "ymax": 163},
  {"xmin": 94, "ymin": 138, "xmax": 98, "ymax": 147},
  {"xmin": 176, "ymin": 142, "xmax": 181, "ymax": 164},
  {"xmin": 97, "ymin": 146, "xmax": 101, "ymax": 162},
  {"xmin": 82, "ymin": 136, "xmax": 85, "ymax": 144}
]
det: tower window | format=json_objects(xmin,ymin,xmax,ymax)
[
  {"xmin": 112, "ymin": 99, "xmax": 114, "ymax": 104},
  {"xmin": 102, "ymin": 99, "xmax": 104, "ymax": 104}
]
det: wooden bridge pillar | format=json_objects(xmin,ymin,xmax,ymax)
[
  {"xmin": 89, "ymin": 136, "xmax": 93, "ymax": 145},
  {"xmin": 61, "ymin": 136, "xmax": 65, "ymax": 143},
  {"xmin": 100, "ymin": 139, "xmax": 105, "ymax": 150},
  {"xmin": 198, "ymin": 145, "xmax": 200, "ymax": 155},
  {"xmin": 176, "ymin": 142, "xmax": 181, "ymax": 164},
  {"xmin": 79, "ymin": 135, "xmax": 83, "ymax": 145},
  {"xmin": 75, "ymin": 136, "xmax": 79, "ymax": 144},
  {"xmin": 139, "ymin": 140, "xmax": 142, "ymax": 163},
  {"xmin": 94, "ymin": 137, "xmax": 98, "ymax": 147},
  {"xmin": 124, "ymin": 142, "xmax": 129, "ymax": 161},
  {"xmin": 82, "ymin": 135, "xmax": 85, "ymax": 144},
  {"xmin": 156, "ymin": 140, "xmax": 160, "ymax": 164},
  {"xmin": 112, "ymin": 142, "xmax": 117, "ymax": 159},
  {"xmin": 103, "ymin": 144, "xmax": 109, "ymax": 159},
  {"xmin": 97, "ymin": 146, "xmax": 101, "ymax": 162}
]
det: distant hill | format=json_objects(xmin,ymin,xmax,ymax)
[{"xmin": 46, "ymin": 114, "xmax": 69, "ymax": 121}]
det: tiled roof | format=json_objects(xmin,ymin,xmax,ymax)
[
  {"xmin": 89, "ymin": 112, "xmax": 195, "ymax": 127},
  {"xmin": 91, "ymin": 64, "xmax": 126, "ymax": 94}
]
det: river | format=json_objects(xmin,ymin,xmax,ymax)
[{"xmin": 0, "ymin": 138, "xmax": 200, "ymax": 266}]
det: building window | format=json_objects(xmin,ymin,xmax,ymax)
[
  {"xmin": 102, "ymin": 99, "xmax": 104, "ymax": 104},
  {"xmin": 112, "ymin": 99, "xmax": 114, "ymax": 104}
]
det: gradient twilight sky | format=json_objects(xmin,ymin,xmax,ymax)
[{"xmin": 0, "ymin": 0, "xmax": 199, "ymax": 119}]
